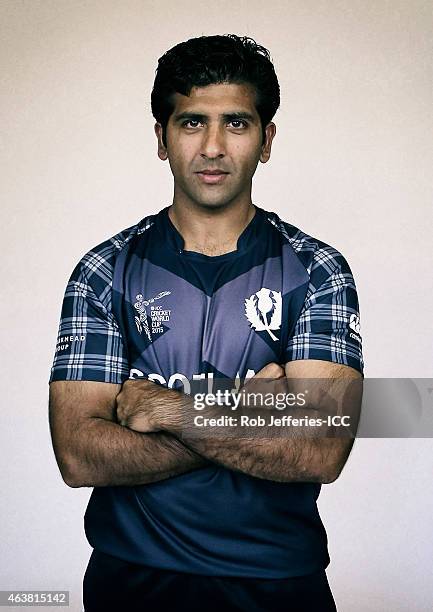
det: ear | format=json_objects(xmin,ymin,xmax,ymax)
[
  {"xmin": 154, "ymin": 122, "xmax": 168, "ymax": 161},
  {"xmin": 259, "ymin": 122, "xmax": 276, "ymax": 164}
]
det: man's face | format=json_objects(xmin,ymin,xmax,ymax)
[{"xmin": 155, "ymin": 82, "xmax": 276, "ymax": 210}]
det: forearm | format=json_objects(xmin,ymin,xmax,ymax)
[
  {"xmin": 66, "ymin": 417, "xmax": 208, "ymax": 488},
  {"xmin": 165, "ymin": 401, "xmax": 350, "ymax": 483},
  {"xmin": 182, "ymin": 438, "xmax": 342, "ymax": 483},
  {"xmin": 117, "ymin": 372, "xmax": 359, "ymax": 484}
]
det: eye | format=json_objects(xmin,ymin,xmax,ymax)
[
  {"xmin": 181, "ymin": 119, "xmax": 202, "ymax": 129},
  {"xmin": 228, "ymin": 120, "xmax": 248, "ymax": 129}
]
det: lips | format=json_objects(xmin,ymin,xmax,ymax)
[
  {"xmin": 196, "ymin": 169, "xmax": 229, "ymax": 184},
  {"xmin": 197, "ymin": 170, "xmax": 228, "ymax": 175}
]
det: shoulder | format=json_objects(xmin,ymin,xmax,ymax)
[
  {"xmin": 69, "ymin": 214, "xmax": 155, "ymax": 289},
  {"xmin": 262, "ymin": 209, "xmax": 354, "ymax": 282}
]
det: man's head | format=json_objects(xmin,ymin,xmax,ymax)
[
  {"xmin": 151, "ymin": 35, "xmax": 280, "ymax": 211},
  {"xmin": 151, "ymin": 35, "xmax": 280, "ymax": 148}
]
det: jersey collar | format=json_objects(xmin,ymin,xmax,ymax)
[{"xmin": 155, "ymin": 205, "xmax": 266, "ymax": 256}]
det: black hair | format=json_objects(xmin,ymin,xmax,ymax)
[{"xmin": 151, "ymin": 34, "xmax": 280, "ymax": 147}]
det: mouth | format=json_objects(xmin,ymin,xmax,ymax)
[{"xmin": 195, "ymin": 171, "xmax": 229, "ymax": 185}]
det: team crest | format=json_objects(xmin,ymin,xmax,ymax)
[
  {"xmin": 134, "ymin": 291, "xmax": 171, "ymax": 342},
  {"xmin": 244, "ymin": 288, "xmax": 282, "ymax": 341}
]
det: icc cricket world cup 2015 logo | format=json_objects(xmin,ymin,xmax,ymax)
[{"xmin": 133, "ymin": 291, "xmax": 171, "ymax": 342}]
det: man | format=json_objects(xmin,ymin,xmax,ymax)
[{"xmin": 49, "ymin": 35, "xmax": 363, "ymax": 612}]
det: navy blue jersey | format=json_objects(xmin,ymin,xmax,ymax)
[{"xmin": 50, "ymin": 205, "xmax": 363, "ymax": 578}]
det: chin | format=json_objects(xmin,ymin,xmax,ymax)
[
  {"xmin": 195, "ymin": 191, "xmax": 242, "ymax": 211},
  {"xmin": 199, "ymin": 200, "xmax": 230, "ymax": 210}
]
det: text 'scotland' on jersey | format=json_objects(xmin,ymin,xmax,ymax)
[{"xmin": 50, "ymin": 205, "xmax": 364, "ymax": 579}]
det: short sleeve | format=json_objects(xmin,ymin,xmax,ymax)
[
  {"xmin": 49, "ymin": 247, "xmax": 130, "ymax": 384},
  {"xmin": 284, "ymin": 253, "xmax": 364, "ymax": 376}
]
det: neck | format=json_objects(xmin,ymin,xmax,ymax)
[{"xmin": 168, "ymin": 201, "xmax": 256, "ymax": 256}]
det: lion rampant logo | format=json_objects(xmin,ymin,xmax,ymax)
[{"xmin": 244, "ymin": 288, "xmax": 282, "ymax": 341}]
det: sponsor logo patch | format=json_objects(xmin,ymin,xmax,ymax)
[{"xmin": 349, "ymin": 313, "xmax": 362, "ymax": 342}]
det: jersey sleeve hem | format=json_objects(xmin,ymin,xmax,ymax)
[
  {"xmin": 283, "ymin": 349, "xmax": 364, "ymax": 377},
  {"xmin": 49, "ymin": 364, "xmax": 130, "ymax": 385}
]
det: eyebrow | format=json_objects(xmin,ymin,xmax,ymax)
[{"xmin": 173, "ymin": 111, "xmax": 256, "ymax": 123}]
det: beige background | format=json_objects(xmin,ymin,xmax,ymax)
[{"xmin": 1, "ymin": 1, "xmax": 432, "ymax": 610}]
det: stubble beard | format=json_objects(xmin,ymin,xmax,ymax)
[{"xmin": 175, "ymin": 172, "xmax": 252, "ymax": 213}]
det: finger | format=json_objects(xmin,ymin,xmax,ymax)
[
  {"xmin": 116, "ymin": 401, "xmax": 128, "ymax": 422},
  {"xmin": 252, "ymin": 362, "xmax": 285, "ymax": 379}
]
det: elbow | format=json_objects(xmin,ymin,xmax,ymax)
[
  {"xmin": 57, "ymin": 455, "xmax": 88, "ymax": 488},
  {"xmin": 62, "ymin": 469, "xmax": 85, "ymax": 488},
  {"xmin": 279, "ymin": 464, "xmax": 341, "ymax": 484},
  {"xmin": 319, "ymin": 463, "xmax": 344, "ymax": 484},
  {"xmin": 320, "ymin": 472, "xmax": 339, "ymax": 485},
  {"xmin": 63, "ymin": 475, "xmax": 82, "ymax": 488},
  {"xmin": 60, "ymin": 466, "xmax": 81, "ymax": 488},
  {"xmin": 318, "ymin": 440, "xmax": 352, "ymax": 484}
]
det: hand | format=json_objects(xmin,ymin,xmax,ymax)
[
  {"xmin": 116, "ymin": 379, "xmax": 161, "ymax": 433},
  {"xmin": 239, "ymin": 362, "xmax": 288, "ymax": 407}
]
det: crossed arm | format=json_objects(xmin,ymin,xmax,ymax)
[
  {"xmin": 48, "ymin": 380, "xmax": 208, "ymax": 488},
  {"xmin": 49, "ymin": 360, "xmax": 362, "ymax": 488}
]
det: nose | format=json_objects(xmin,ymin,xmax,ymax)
[{"xmin": 200, "ymin": 124, "xmax": 225, "ymax": 160}]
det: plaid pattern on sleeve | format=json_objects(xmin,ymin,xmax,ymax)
[
  {"xmin": 49, "ymin": 218, "xmax": 153, "ymax": 384},
  {"xmin": 268, "ymin": 214, "xmax": 364, "ymax": 376}
]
